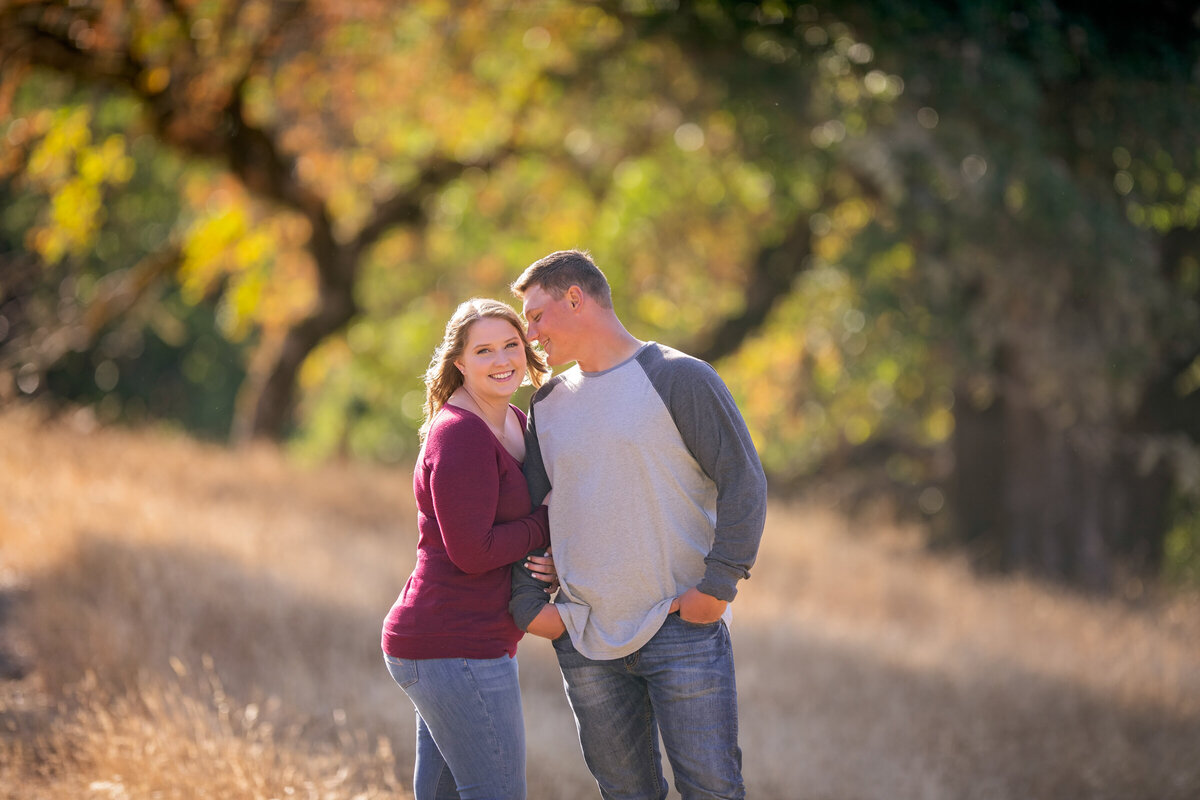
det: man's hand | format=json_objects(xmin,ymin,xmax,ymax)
[
  {"xmin": 527, "ymin": 604, "xmax": 566, "ymax": 640},
  {"xmin": 670, "ymin": 587, "xmax": 727, "ymax": 624}
]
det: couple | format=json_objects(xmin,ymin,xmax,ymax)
[{"xmin": 381, "ymin": 250, "xmax": 768, "ymax": 800}]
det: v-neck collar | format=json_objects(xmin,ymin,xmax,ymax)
[{"xmin": 441, "ymin": 402, "xmax": 525, "ymax": 464}]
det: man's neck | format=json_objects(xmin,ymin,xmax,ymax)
[{"xmin": 575, "ymin": 327, "xmax": 644, "ymax": 373}]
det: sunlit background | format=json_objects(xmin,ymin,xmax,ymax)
[{"xmin": 2, "ymin": 1, "xmax": 1199, "ymax": 798}]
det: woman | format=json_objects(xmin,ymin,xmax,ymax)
[{"xmin": 381, "ymin": 297, "xmax": 556, "ymax": 800}]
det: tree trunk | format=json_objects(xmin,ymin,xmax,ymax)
[
  {"xmin": 950, "ymin": 381, "xmax": 1006, "ymax": 567},
  {"xmin": 231, "ymin": 281, "xmax": 357, "ymax": 443},
  {"xmin": 950, "ymin": 371, "xmax": 1180, "ymax": 593},
  {"xmin": 954, "ymin": 390, "xmax": 1110, "ymax": 590},
  {"xmin": 950, "ymin": 225, "xmax": 1200, "ymax": 593}
]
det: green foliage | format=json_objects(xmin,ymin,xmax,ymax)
[
  {"xmin": 0, "ymin": 68, "xmax": 248, "ymax": 430},
  {"xmin": 1164, "ymin": 502, "xmax": 1200, "ymax": 587},
  {"xmin": 43, "ymin": 292, "xmax": 246, "ymax": 438},
  {"xmin": 284, "ymin": 17, "xmax": 789, "ymax": 462},
  {"xmin": 3, "ymin": 0, "xmax": 1199, "ymax": 585}
]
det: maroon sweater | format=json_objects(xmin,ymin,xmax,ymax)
[{"xmin": 382, "ymin": 404, "xmax": 549, "ymax": 659}]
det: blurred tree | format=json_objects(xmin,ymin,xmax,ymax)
[
  {"xmin": 2, "ymin": 0, "xmax": 1197, "ymax": 591},
  {"xmin": 845, "ymin": 0, "xmax": 1200, "ymax": 591},
  {"xmin": 0, "ymin": 0, "xmax": 618, "ymax": 439},
  {"xmin": 0, "ymin": 75, "xmax": 243, "ymax": 435},
  {"xmin": 616, "ymin": 0, "xmax": 1200, "ymax": 590},
  {"xmin": 0, "ymin": 0, "xmax": 799, "ymax": 453}
]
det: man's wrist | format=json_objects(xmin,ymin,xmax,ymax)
[{"xmin": 695, "ymin": 577, "xmax": 737, "ymax": 603}]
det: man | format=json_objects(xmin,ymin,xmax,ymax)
[{"xmin": 509, "ymin": 249, "xmax": 767, "ymax": 800}]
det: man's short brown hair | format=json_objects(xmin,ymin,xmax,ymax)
[{"xmin": 511, "ymin": 249, "xmax": 613, "ymax": 309}]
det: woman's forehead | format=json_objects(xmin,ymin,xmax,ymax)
[{"xmin": 466, "ymin": 316, "xmax": 521, "ymax": 345}]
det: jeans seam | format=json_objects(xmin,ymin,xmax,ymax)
[
  {"xmin": 641, "ymin": 680, "xmax": 662, "ymax": 796},
  {"xmin": 460, "ymin": 658, "xmax": 512, "ymax": 795}
]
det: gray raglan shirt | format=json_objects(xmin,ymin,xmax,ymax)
[{"xmin": 510, "ymin": 341, "xmax": 767, "ymax": 660}]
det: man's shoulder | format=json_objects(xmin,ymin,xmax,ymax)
[
  {"xmin": 636, "ymin": 342, "xmax": 722, "ymax": 384},
  {"xmin": 529, "ymin": 368, "xmax": 577, "ymax": 406}
]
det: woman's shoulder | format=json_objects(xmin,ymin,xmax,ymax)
[
  {"xmin": 510, "ymin": 404, "xmax": 528, "ymax": 427},
  {"xmin": 425, "ymin": 404, "xmax": 491, "ymax": 449}
]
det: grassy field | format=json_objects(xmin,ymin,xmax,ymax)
[{"xmin": 1, "ymin": 404, "xmax": 1198, "ymax": 799}]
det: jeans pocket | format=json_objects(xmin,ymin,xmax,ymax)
[
  {"xmin": 384, "ymin": 654, "xmax": 419, "ymax": 689},
  {"xmin": 672, "ymin": 612, "xmax": 721, "ymax": 629}
]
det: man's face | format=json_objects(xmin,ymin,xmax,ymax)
[{"xmin": 521, "ymin": 284, "xmax": 575, "ymax": 367}]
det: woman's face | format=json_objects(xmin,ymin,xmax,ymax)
[{"xmin": 455, "ymin": 316, "xmax": 528, "ymax": 403}]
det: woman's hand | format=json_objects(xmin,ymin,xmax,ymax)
[
  {"xmin": 526, "ymin": 604, "xmax": 566, "ymax": 640},
  {"xmin": 525, "ymin": 547, "xmax": 558, "ymax": 594}
]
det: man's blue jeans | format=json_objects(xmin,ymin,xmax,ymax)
[
  {"xmin": 384, "ymin": 653, "xmax": 526, "ymax": 800},
  {"xmin": 553, "ymin": 613, "xmax": 744, "ymax": 800}
]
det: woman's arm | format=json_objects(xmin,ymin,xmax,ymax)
[{"xmin": 428, "ymin": 418, "xmax": 550, "ymax": 573}]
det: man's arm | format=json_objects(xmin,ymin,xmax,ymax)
[
  {"xmin": 646, "ymin": 350, "xmax": 768, "ymax": 605},
  {"xmin": 510, "ymin": 397, "xmax": 555, "ymax": 631}
]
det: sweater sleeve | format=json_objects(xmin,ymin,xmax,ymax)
[
  {"xmin": 510, "ymin": 394, "xmax": 554, "ymax": 630},
  {"xmin": 646, "ymin": 351, "xmax": 768, "ymax": 602},
  {"xmin": 427, "ymin": 416, "xmax": 549, "ymax": 574}
]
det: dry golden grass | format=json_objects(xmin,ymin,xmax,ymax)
[{"xmin": 1, "ymin": 402, "xmax": 1198, "ymax": 799}]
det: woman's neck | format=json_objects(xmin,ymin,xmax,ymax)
[{"xmin": 454, "ymin": 386, "xmax": 509, "ymax": 431}]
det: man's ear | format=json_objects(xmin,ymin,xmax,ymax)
[{"xmin": 566, "ymin": 285, "xmax": 583, "ymax": 311}]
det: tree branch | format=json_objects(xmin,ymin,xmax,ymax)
[
  {"xmin": 0, "ymin": 242, "xmax": 182, "ymax": 376},
  {"xmin": 690, "ymin": 211, "xmax": 815, "ymax": 364}
]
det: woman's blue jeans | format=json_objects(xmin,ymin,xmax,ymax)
[
  {"xmin": 552, "ymin": 613, "xmax": 744, "ymax": 800},
  {"xmin": 384, "ymin": 653, "xmax": 527, "ymax": 800}
]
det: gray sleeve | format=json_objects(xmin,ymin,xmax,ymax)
[
  {"xmin": 510, "ymin": 394, "xmax": 553, "ymax": 630},
  {"xmin": 521, "ymin": 396, "xmax": 551, "ymax": 506},
  {"xmin": 641, "ymin": 348, "xmax": 768, "ymax": 602}
]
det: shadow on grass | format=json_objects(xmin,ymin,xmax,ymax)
[
  {"xmin": 732, "ymin": 617, "xmax": 1200, "ymax": 800},
  {"xmin": 0, "ymin": 530, "xmax": 404, "ymax": 745},
  {"xmin": 4, "ymin": 529, "xmax": 1198, "ymax": 800},
  {"xmin": 0, "ymin": 588, "xmax": 31, "ymax": 681}
]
